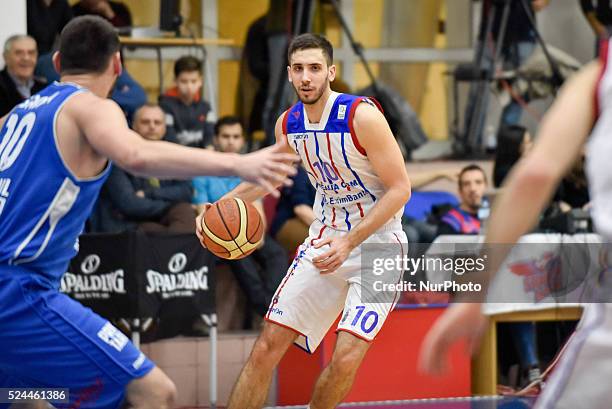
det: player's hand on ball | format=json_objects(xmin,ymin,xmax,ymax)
[
  {"xmin": 312, "ymin": 236, "xmax": 354, "ymax": 274},
  {"xmin": 195, "ymin": 203, "xmax": 213, "ymax": 246},
  {"xmin": 418, "ymin": 303, "xmax": 487, "ymax": 375},
  {"xmin": 237, "ymin": 142, "xmax": 299, "ymax": 197}
]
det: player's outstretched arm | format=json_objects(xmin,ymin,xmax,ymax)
[
  {"xmin": 313, "ymin": 102, "xmax": 411, "ymax": 272},
  {"xmin": 419, "ymin": 60, "xmax": 601, "ymax": 376},
  {"xmin": 78, "ymin": 97, "xmax": 298, "ymax": 192},
  {"xmin": 218, "ymin": 112, "xmax": 297, "ymax": 203}
]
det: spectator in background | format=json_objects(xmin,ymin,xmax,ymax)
[
  {"xmin": 160, "ymin": 56, "xmax": 215, "ymax": 148},
  {"xmin": 456, "ymin": 0, "xmax": 548, "ymax": 155},
  {"xmin": 26, "ymin": 0, "xmax": 72, "ymax": 55},
  {"xmin": 270, "ymin": 166, "xmax": 316, "ymax": 254},
  {"xmin": 89, "ymin": 104, "xmax": 194, "ymax": 233},
  {"xmin": 493, "ymin": 125, "xmax": 533, "ymax": 187},
  {"xmin": 0, "ymin": 35, "xmax": 46, "ymax": 117},
  {"xmin": 580, "ymin": 0, "xmax": 612, "ymax": 55},
  {"xmin": 436, "ymin": 164, "xmax": 487, "ymax": 236},
  {"xmin": 72, "ymin": 0, "xmax": 132, "ymax": 29},
  {"xmin": 193, "ymin": 116, "xmax": 288, "ymax": 320}
]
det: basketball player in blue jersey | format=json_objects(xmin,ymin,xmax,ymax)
[
  {"xmin": 420, "ymin": 42, "xmax": 612, "ymax": 407},
  {"xmin": 196, "ymin": 33, "xmax": 412, "ymax": 408},
  {"xmin": 0, "ymin": 16, "xmax": 297, "ymax": 409}
]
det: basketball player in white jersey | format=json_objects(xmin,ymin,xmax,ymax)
[
  {"xmin": 420, "ymin": 40, "xmax": 612, "ymax": 408},
  {"xmin": 196, "ymin": 33, "xmax": 411, "ymax": 409}
]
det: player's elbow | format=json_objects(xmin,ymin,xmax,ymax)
[{"xmin": 393, "ymin": 180, "xmax": 412, "ymax": 205}]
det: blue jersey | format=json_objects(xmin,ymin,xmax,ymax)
[{"xmin": 0, "ymin": 82, "xmax": 111, "ymax": 288}]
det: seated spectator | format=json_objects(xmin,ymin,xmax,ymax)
[
  {"xmin": 493, "ymin": 125, "xmax": 533, "ymax": 187},
  {"xmin": 27, "ymin": 0, "xmax": 72, "ymax": 55},
  {"xmin": 403, "ymin": 169, "xmax": 459, "ymax": 245},
  {"xmin": 0, "ymin": 35, "xmax": 47, "ymax": 116},
  {"xmin": 160, "ymin": 56, "xmax": 215, "ymax": 148},
  {"xmin": 72, "ymin": 0, "xmax": 132, "ymax": 29},
  {"xmin": 436, "ymin": 164, "xmax": 487, "ymax": 236},
  {"xmin": 193, "ymin": 116, "xmax": 288, "ymax": 320},
  {"xmin": 269, "ymin": 166, "xmax": 316, "ymax": 254},
  {"xmin": 89, "ymin": 104, "xmax": 194, "ymax": 233},
  {"xmin": 552, "ymin": 152, "xmax": 590, "ymax": 213}
]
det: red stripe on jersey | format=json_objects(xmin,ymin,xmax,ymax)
[
  {"xmin": 303, "ymin": 139, "xmax": 320, "ymax": 181},
  {"xmin": 595, "ymin": 38, "xmax": 609, "ymax": 123},
  {"xmin": 348, "ymin": 97, "xmax": 367, "ymax": 156},
  {"xmin": 326, "ymin": 133, "xmax": 350, "ymax": 191},
  {"xmin": 356, "ymin": 202, "xmax": 365, "ymax": 218},
  {"xmin": 281, "ymin": 108, "xmax": 292, "ymax": 145},
  {"xmin": 331, "ymin": 207, "xmax": 337, "ymax": 227},
  {"xmin": 310, "ymin": 225, "xmax": 327, "ymax": 246}
]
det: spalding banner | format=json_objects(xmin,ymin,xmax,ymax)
[{"xmin": 62, "ymin": 232, "xmax": 215, "ymax": 320}]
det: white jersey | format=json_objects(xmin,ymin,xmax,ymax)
[
  {"xmin": 283, "ymin": 92, "xmax": 402, "ymax": 232},
  {"xmin": 587, "ymin": 38, "xmax": 612, "ymax": 239}
]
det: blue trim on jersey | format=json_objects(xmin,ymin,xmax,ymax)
[
  {"xmin": 343, "ymin": 207, "xmax": 352, "ymax": 230},
  {"xmin": 340, "ymin": 132, "xmax": 377, "ymax": 202},
  {"xmin": 320, "ymin": 193, "xmax": 326, "ymax": 224}
]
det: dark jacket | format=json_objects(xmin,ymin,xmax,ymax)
[
  {"xmin": 0, "ymin": 68, "xmax": 47, "ymax": 116},
  {"xmin": 159, "ymin": 89, "xmax": 215, "ymax": 148},
  {"xmin": 89, "ymin": 166, "xmax": 193, "ymax": 233}
]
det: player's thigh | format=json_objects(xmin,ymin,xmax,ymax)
[
  {"xmin": 267, "ymin": 244, "xmax": 348, "ymax": 352},
  {"xmin": 0, "ymin": 277, "xmax": 154, "ymax": 409},
  {"xmin": 337, "ymin": 230, "xmax": 405, "ymax": 341}
]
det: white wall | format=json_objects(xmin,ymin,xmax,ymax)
[{"xmin": 0, "ymin": 1, "xmax": 27, "ymax": 67}]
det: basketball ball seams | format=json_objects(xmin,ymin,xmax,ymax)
[
  {"xmin": 219, "ymin": 199, "xmax": 246, "ymax": 257},
  {"xmin": 201, "ymin": 208, "xmax": 237, "ymax": 249},
  {"xmin": 249, "ymin": 217, "xmax": 263, "ymax": 245},
  {"xmin": 199, "ymin": 197, "xmax": 263, "ymax": 260}
]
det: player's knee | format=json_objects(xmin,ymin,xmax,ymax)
[
  {"xmin": 250, "ymin": 336, "xmax": 280, "ymax": 367},
  {"xmin": 329, "ymin": 349, "xmax": 362, "ymax": 378},
  {"xmin": 250, "ymin": 332, "xmax": 288, "ymax": 367}
]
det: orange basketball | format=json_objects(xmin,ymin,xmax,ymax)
[{"xmin": 199, "ymin": 198, "xmax": 264, "ymax": 260}]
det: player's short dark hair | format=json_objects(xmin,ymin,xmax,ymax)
[
  {"xmin": 288, "ymin": 33, "xmax": 333, "ymax": 66},
  {"xmin": 214, "ymin": 116, "xmax": 243, "ymax": 136},
  {"xmin": 174, "ymin": 56, "xmax": 202, "ymax": 77},
  {"xmin": 458, "ymin": 164, "xmax": 487, "ymax": 187},
  {"xmin": 58, "ymin": 16, "xmax": 120, "ymax": 75}
]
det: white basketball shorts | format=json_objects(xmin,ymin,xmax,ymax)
[{"xmin": 265, "ymin": 219, "xmax": 407, "ymax": 353}]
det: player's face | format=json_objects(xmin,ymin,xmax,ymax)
[
  {"xmin": 176, "ymin": 71, "xmax": 202, "ymax": 103},
  {"xmin": 4, "ymin": 38, "xmax": 37, "ymax": 82},
  {"xmin": 133, "ymin": 107, "xmax": 167, "ymax": 141},
  {"xmin": 214, "ymin": 123, "xmax": 245, "ymax": 153},
  {"xmin": 458, "ymin": 170, "xmax": 487, "ymax": 211},
  {"xmin": 288, "ymin": 48, "xmax": 336, "ymax": 105}
]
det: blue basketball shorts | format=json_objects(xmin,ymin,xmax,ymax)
[{"xmin": 0, "ymin": 273, "xmax": 155, "ymax": 409}]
